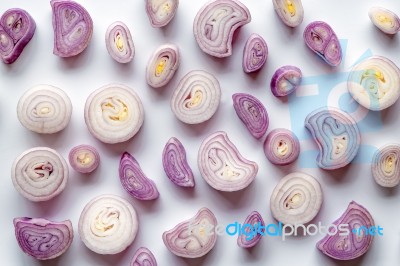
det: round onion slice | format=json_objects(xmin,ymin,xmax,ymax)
[
  {"xmin": 193, "ymin": 0, "xmax": 251, "ymax": 58},
  {"xmin": 369, "ymin": 7, "xmax": 400, "ymax": 35},
  {"xmin": 264, "ymin": 128, "xmax": 300, "ymax": 165},
  {"xmin": 146, "ymin": 44, "xmax": 180, "ymax": 88},
  {"xmin": 119, "ymin": 152, "xmax": 160, "ymax": 200},
  {"xmin": 78, "ymin": 194, "xmax": 139, "ymax": 255},
  {"xmin": 347, "ymin": 56, "xmax": 400, "ymax": 111},
  {"xmin": 145, "ymin": 0, "xmax": 179, "ymax": 28},
  {"xmin": 51, "ymin": 0, "xmax": 93, "ymax": 57},
  {"xmin": 11, "ymin": 147, "xmax": 68, "ymax": 202},
  {"xmin": 242, "ymin": 34, "xmax": 268, "ymax": 73},
  {"xmin": 273, "ymin": 0, "xmax": 304, "ymax": 27},
  {"xmin": 84, "ymin": 83, "xmax": 144, "ymax": 144},
  {"xmin": 163, "ymin": 207, "xmax": 217, "ymax": 258},
  {"xmin": 317, "ymin": 201, "xmax": 375, "ymax": 260},
  {"xmin": 162, "ymin": 137, "xmax": 195, "ymax": 188},
  {"xmin": 270, "ymin": 172, "xmax": 323, "ymax": 225},
  {"xmin": 198, "ymin": 131, "xmax": 258, "ymax": 192},
  {"xmin": 303, "ymin": 21, "xmax": 342, "ymax": 66},
  {"xmin": 372, "ymin": 144, "xmax": 400, "ymax": 187},
  {"xmin": 237, "ymin": 211, "xmax": 264, "ymax": 248},
  {"xmin": 130, "ymin": 247, "xmax": 157, "ymax": 266},
  {"xmin": 270, "ymin": 65, "xmax": 302, "ymax": 97},
  {"xmin": 17, "ymin": 85, "xmax": 72, "ymax": 134},
  {"xmin": 68, "ymin": 144, "xmax": 100, "ymax": 174},
  {"xmin": 171, "ymin": 70, "xmax": 221, "ymax": 124},
  {"xmin": 105, "ymin": 21, "xmax": 134, "ymax": 63},
  {"xmin": 0, "ymin": 8, "xmax": 36, "ymax": 64},
  {"xmin": 232, "ymin": 93, "xmax": 269, "ymax": 139},
  {"xmin": 14, "ymin": 217, "xmax": 73, "ymax": 260},
  {"xmin": 305, "ymin": 107, "xmax": 360, "ymax": 170}
]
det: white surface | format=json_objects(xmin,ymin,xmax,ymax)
[{"xmin": 1, "ymin": 0, "xmax": 400, "ymax": 265}]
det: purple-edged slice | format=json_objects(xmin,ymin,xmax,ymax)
[
  {"xmin": 145, "ymin": 0, "xmax": 179, "ymax": 28},
  {"xmin": 270, "ymin": 66, "xmax": 302, "ymax": 97},
  {"xmin": 242, "ymin": 33, "xmax": 268, "ymax": 73},
  {"xmin": 237, "ymin": 211, "xmax": 264, "ymax": 248},
  {"xmin": 130, "ymin": 247, "xmax": 157, "ymax": 266}
]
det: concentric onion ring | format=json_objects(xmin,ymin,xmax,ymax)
[
  {"xmin": 11, "ymin": 147, "xmax": 68, "ymax": 202},
  {"xmin": 105, "ymin": 21, "xmax": 134, "ymax": 63},
  {"xmin": 51, "ymin": 0, "xmax": 93, "ymax": 57},
  {"xmin": 273, "ymin": 0, "xmax": 304, "ymax": 27},
  {"xmin": 0, "ymin": 8, "xmax": 36, "ymax": 64},
  {"xmin": 84, "ymin": 84, "xmax": 144, "ymax": 144},
  {"xmin": 17, "ymin": 85, "xmax": 72, "ymax": 134},
  {"xmin": 372, "ymin": 144, "xmax": 400, "ymax": 187},
  {"xmin": 237, "ymin": 211, "xmax": 264, "ymax": 248},
  {"xmin": 130, "ymin": 247, "xmax": 157, "ymax": 266},
  {"xmin": 263, "ymin": 128, "xmax": 300, "ymax": 166},
  {"xmin": 317, "ymin": 201, "xmax": 375, "ymax": 260},
  {"xmin": 270, "ymin": 172, "xmax": 323, "ymax": 225},
  {"xmin": 242, "ymin": 33, "xmax": 268, "ymax": 73},
  {"xmin": 232, "ymin": 93, "xmax": 269, "ymax": 139},
  {"xmin": 193, "ymin": 0, "xmax": 251, "ymax": 58},
  {"xmin": 78, "ymin": 194, "xmax": 139, "ymax": 255},
  {"xmin": 369, "ymin": 7, "xmax": 400, "ymax": 35},
  {"xmin": 68, "ymin": 144, "xmax": 100, "ymax": 174},
  {"xmin": 162, "ymin": 137, "xmax": 195, "ymax": 187},
  {"xmin": 14, "ymin": 217, "xmax": 73, "ymax": 260},
  {"xmin": 145, "ymin": 0, "xmax": 179, "ymax": 28},
  {"xmin": 347, "ymin": 56, "xmax": 400, "ymax": 111},
  {"xmin": 305, "ymin": 107, "xmax": 361, "ymax": 170},
  {"xmin": 270, "ymin": 65, "xmax": 302, "ymax": 97},
  {"xmin": 146, "ymin": 44, "xmax": 180, "ymax": 88},
  {"xmin": 303, "ymin": 21, "xmax": 342, "ymax": 66},
  {"xmin": 163, "ymin": 207, "xmax": 217, "ymax": 258},
  {"xmin": 198, "ymin": 131, "xmax": 258, "ymax": 192},
  {"xmin": 171, "ymin": 70, "xmax": 221, "ymax": 124}
]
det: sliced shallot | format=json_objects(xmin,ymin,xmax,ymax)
[
  {"xmin": 270, "ymin": 65, "xmax": 302, "ymax": 97},
  {"xmin": 145, "ymin": 0, "xmax": 179, "ymax": 28},
  {"xmin": 263, "ymin": 128, "xmax": 300, "ymax": 165},
  {"xmin": 273, "ymin": 0, "xmax": 304, "ymax": 27},
  {"xmin": 242, "ymin": 33, "xmax": 268, "ymax": 73},
  {"xmin": 105, "ymin": 21, "xmax": 134, "ymax": 63},
  {"xmin": 372, "ymin": 144, "xmax": 400, "ymax": 187},
  {"xmin": 130, "ymin": 247, "xmax": 157, "ymax": 266},
  {"xmin": 369, "ymin": 7, "xmax": 400, "ymax": 35},
  {"xmin": 68, "ymin": 144, "xmax": 100, "ymax": 174},
  {"xmin": 237, "ymin": 211, "xmax": 264, "ymax": 248}
]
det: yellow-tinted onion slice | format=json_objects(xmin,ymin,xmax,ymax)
[
  {"xmin": 78, "ymin": 194, "xmax": 139, "ymax": 255},
  {"xmin": 348, "ymin": 56, "xmax": 400, "ymax": 111},
  {"xmin": 145, "ymin": 0, "xmax": 179, "ymax": 28},
  {"xmin": 68, "ymin": 144, "xmax": 100, "ymax": 174},
  {"xmin": 130, "ymin": 247, "xmax": 157, "ymax": 266},
  {"xmin": 105, "ymin": 21, "xmax": 134, "ymax": 63},
  {"xmin": 369, "ymin": 7, "xmax": 400, "ymax": 35},
  {"xmin": 270, "ymin": 172, "xmax": 323, "ymax": 225},
  {"xmin": 264, "ymin": 128, "xmax": 300, "ymax": 165},
  {"xmin": 84, "ymin": 84, "xmax": 144, "ymax": 144},
  {"xmin": 372, "ymin": 144, "xmax": 400, "ymax": 187},
  {"xmin": 198, "ymin": 131, "xmax": 258, "ymax": 192},
  {"xmin": 273, "ymin": 0, "xmax": 304, "ymax": 27},
  {"xmin": 163, "ymin": 207, "xmax": 217, "ymax": 258}
]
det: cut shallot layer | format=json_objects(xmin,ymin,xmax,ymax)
[
  {"xmin": 0, "ymin": 8, "xmax": 36, "ymax": 64},
  {"xmin": 68, "ymin": 144, "xmax": 100, "ymax": 174},
  {"xmin": 273, "ymin": 0, "xmax": 304, "ymax": 27},
  {"xmin": 242, "ymin": 34, "xmax": 268, "ymax": 73},
  {"xmin": 237, "ymin": 211, "xmax": 264, "ymax": 248},
  {"xmin": 264, "ymin": 128, "xmax": 300, "ymax": 165},
  {"xmin": 270, "ymin": 65, "xmax": 302, "ymax": 97},
  {"xmin": 78, "ymin": 194, "xmax": 139, "ymax": 255},
  {"xmin": 317, "ymin": 201, "xmax": 375, "ymax": 260},
  {"xmin": 84, "ymin": 83, "xmax": 144, "ymax": 144},
  {"xmin": 305, "ymin": 107, "xmax": 360, "ymax": 170},
  {"xmin": 119, "ymin": 152, "xmax": 160, "ymax": 200},
  {"xmin": 145, "ymin": 0, "xmax": 179, "ymax": 28},
  {"xmin": 193, "ymin": 0, "xmax": 251, "ymax": 58},
  {"xmin": 198, "ymin": 131, "xmax": 258, "ymax": 192},
  {"xmin": 11, "ymin": 147, "xmax": 68, "ymax": 202},
  {"xmin": 105, "ymin": 21, "xmax": 134, "ymax": 63},
  {"xmin": 163, "ymin": 207, "xmax": 217, "ymax": 258},
  {"xmin": 270, "ymin": 172, "xmax": 323, "ymax": 225},
  {"xmin": 14, "ymin": 217, "xmax": 73, "ymax": 260},
  {"xmin": 130, "ymin": 247, "xmax": 157, "ymax": 266},
  {"xmin": 369, "ymin": 7, "xmax": 400, "ymax": 34},
  {"xmin": 162, "ymin": 137, "xmax": 195, "ymax": 187},
  {"xmin": 372, "ymin": 144, "xmax": 400, "ymax": 187},
  {"xmin": 17, "ymin": 84, "xmax": 72, "ymax": 134}
]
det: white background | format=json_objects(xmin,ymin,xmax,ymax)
[{"xmin": 1, "ymin": 0, "xmax": 400, "ymax": 265}]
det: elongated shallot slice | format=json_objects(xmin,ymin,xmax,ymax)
[{"xmin": 105, "ymin": 21, "xmax": 134, "ymax": 63}]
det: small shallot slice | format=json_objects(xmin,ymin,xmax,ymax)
[
  {"xmin": 264, "ymin": 128, "xmax": 300, "ymax": 165},
  {"xmin": 270, "ymin": 172, "xmax": 323, "ymax": 225},
  {"xmin": 237, "ymin": 211, "xmax": 264, "ymax": 248},
  {"xmin": 369, "ymin": 7, "xmax": 400, "ymax": 34},
  {"xmin": 171, "ymin": 70, "xmax": 221, "ymax": 124},
  {"xmin": 17, "ymin": 84, "xmax": 72, "ymax": 134},
  {"xmin": 305, "ymin": 107, "xmax": 360, "ymax": 170},
  {"xmin": 242, "ymin": 34, "xmax": 268, "ymax": 73},
  {"xmin": 198, "ymin": 131, "xmax": 258, "ymax": 192},
  {"xmin": 14, "ymin": 217, "xmax": 73, "ymax": 260},
  {"xmin": 11, "ymin": 147, "xmax": 68, "ymax": 202},
  {"xmin": 105, "ymin": 21, "xmax": 134, "ymax": 63},
  {"xmin": 119, "ymin": 152, "xmax": 160, "ymax": 200},
  {"xmin": 0, "ymin": 8, "xmax": 36, "ymax": 64},
  {"xmin": 51, "ymin": 0, "xmax": 93, "ymax": 57},
  {"xmin": 130, "ymin": 247, "xmax": 157, "ymax": 266},
  {"xmin": 163, "ymin": 207, "xmax": 217, "ymax": 258},
  {"xmin": 84, "ymin": 83, "xmax": 144, "ymax": 144},
  {"xmin": 270, "ymin": 65, "xmax": 302, "ymax": 97},
  {"xmin": 372, "ymin": 144, "xmax": 400, "ymax": 187},
  {"xmin": 68, "ymin": 144, "xmax": 100, "ymax": 174},
  {"xmin": 193, "ymin": 0, "xmax": 251, "ymax": 58},
  {"xmin": 272, "ymin": 0, "xmax": 304, "ymax": 27},
  {"xmin": 146, "ymin": 44, "xmax": 180, "ymax": 88},
  {"xmin": 78, "ymin": 194, "xmax": 139, "ymax": 255},
  {"xmin": 145, "ymin": 0, "xmax": 179, "ymax": 28},
  {"xmin": 317, "ymin": 201, "xmax": 375, "ymax": 260},
  {"xmin": 162, "ymin": 137, "xmax": 195, "ymax": 187}
]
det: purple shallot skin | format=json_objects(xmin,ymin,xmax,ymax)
[
  {"xmin": 270, "ymin": 66, "xmax": 302, "ymax": 97},
  {"xmin": 242, "ymin": 34, "xmax": 268, "ymax": 73}
]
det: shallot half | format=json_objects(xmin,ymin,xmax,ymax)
[
  {"xmin": 272, "ymin": 0, "xmax": 304, "ymax": 27},
  {"xmin": 130, "ymin": 247, "xmax": 157, "ymax": 266},
  {"xmin": 145, "ymin": 0, "xmax": 179, "ymax": 28}
]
